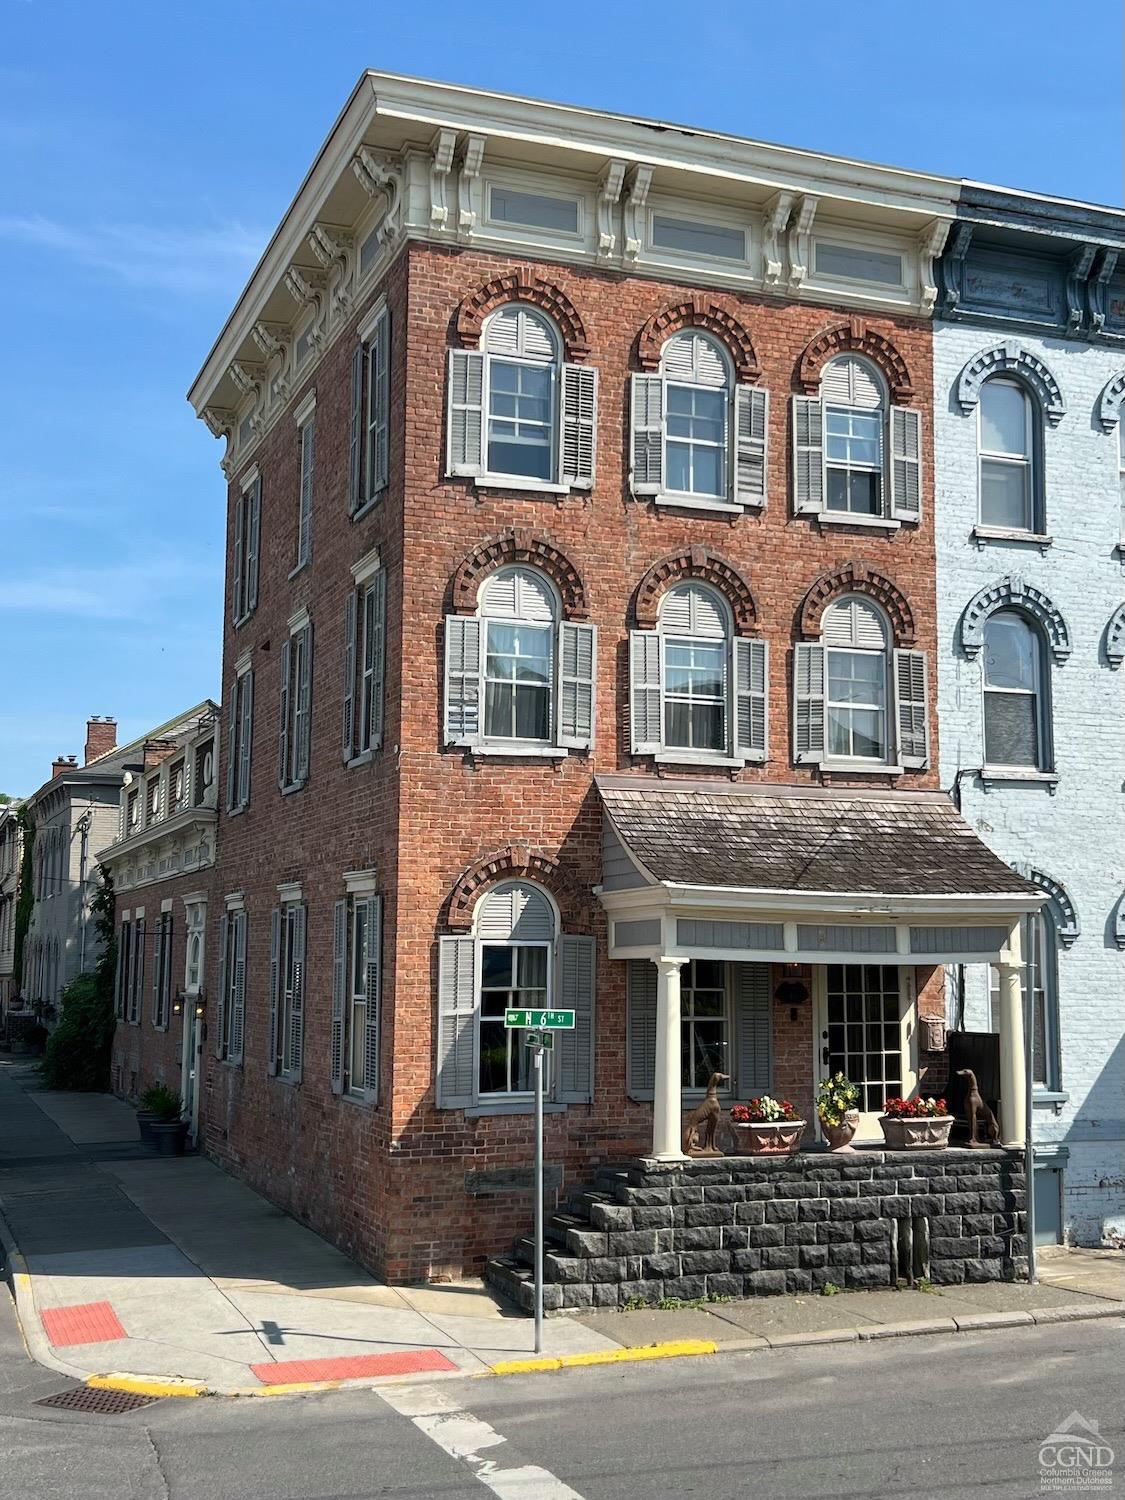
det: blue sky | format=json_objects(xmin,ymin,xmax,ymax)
[{"xmin": 1, "ymin": 0, "xmax": 1120, "ymax": 796}]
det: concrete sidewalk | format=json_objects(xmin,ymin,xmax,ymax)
[{"xmin": 0, "ymin": 1061, "xmax": 1121, "ymax": 1396}]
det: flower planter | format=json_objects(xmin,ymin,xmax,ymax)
[
  {"xmin": 820, "ymin": 1109, "xmax": 860, "ymax": 1152},
  {"xmin": 149, "ymin": 1120, "xmax": 189, "ymax": 1156},
  {"xmin": 136, "ymin": 1110, "xmax": 159, "ymax": 1149},
  {"xmin": 878, "ymin": 1114, "xmax": 954, "ymax": 1150},
  {"xmin": 732, "ymin": 1119, "xmax": 806, "ymax": 1156}
]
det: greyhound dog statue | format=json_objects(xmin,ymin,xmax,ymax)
[
  {"xmin": 683, "ymin": 1071, "xmax": 730, "ymax": 1156},
  {"xmin": 956, "ymin": 1067, "xmax": 1000, "ymax": 1147}
]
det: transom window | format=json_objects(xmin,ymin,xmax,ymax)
[
  {"xmin": 658, "ymin": 583, "xmax": 730, "ymax": 754},
  {"xmin": 823, "ymin": 356, "xmax": 885, "ymax": 517},
  {"xmin": 476, "ymin": 882, "xmax": 555, "ymax": 1098},
  {"xmin": 480, "ymin": 568, "xmax": 556, "ymax": 744},
  {"xmin": 983, "ymin": 611, "xmax": 1045, "ymax": 769},
  {"xmin": 662, "ymin": 332, "xmax": 730, "ymax": 500},
  {"xmin": 681, "ymin": 960, "xmax": 730, "ymax": 1088},
  {"xmin": 823, "ymin": 596, "xmax": 889, "ymax": 762},
  {"xmin": 482, "ymin": 307, "xmax": 559, "ymax": 482},
  {"xmin": 979, "ymin": 379, "xmax": 1034, "ymax": 531}
]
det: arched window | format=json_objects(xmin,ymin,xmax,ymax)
[
  {"xmin": 822, "ymin": 595, "xmax": 890, "ymax": 761},
  {"xmin": 983, "ymin": 610, "xmax": 1048, "ymax": 770},
  {"xmin": 822, "ymin": 356, "xmax": 886, "ymax": 517},
  {"xmin": 661, "ymin": 332, "xmax": 732, "ymax": 501},
  {"xmin": 658, "ymin": 582, "xmax": 731, "ymax": 753},
  {"xmin": 978, "ymin": 378, "xmax": 1038, "ymax": 532},
  {"xmin": 474, "ymin": 880, "xmax": 555, "ymax": 1099},
  {"xmin": 481, "ymin": 307, "xmax": 560, "ymax": 482},
  {"xmin": 990, "ymin": 907, "xmax": 1060, "ymax": 1092}
]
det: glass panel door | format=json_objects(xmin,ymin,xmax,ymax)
[{"xmin": 817, "ymin": 964, "xmax": 914, "ymax": 1138}]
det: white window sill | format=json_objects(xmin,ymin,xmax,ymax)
[
  {"xmin": 340, "ymin": 1090, "xmax": 374, "ymax": 1109},
  {"xmin": 651, "ymin": 751, "xmax": 745, "ymax": 769},
  {"xmin": 280, "ymin": 780, "xmax": 308, "ymax": 797},
  {"xmin": 653, "ymin": 493, "xmax": 745, "ymax": 516},
  {"xmin": 272, "ymin": 1073, "xmax": 300, "ymax": 1088},
  {"xmin": 464, "ymin": 743, "xmax": 569, "ymax": 760},
  {"xmin": 287, "ymin": 559, "xmax": 310, "ymax": 581},
  {"xmin": 232, "ymin": 611, "xmax": 254, "ymax": 630},
  {"xmin": 815, "ymin": 513, "xmax": 900, "ymax": 531},
  {"xmin": 464, "ymin": 1100, "xmax": 569, "ymax": 1117},
  {"xmin": 972, "ymin": 525, "xmax": 1052, "ymax": 550},
  {"xmin": 346, "ymin": 750, "xmax": 376, "ymax": 770},
  {"xmin": 821, "ymin": 760, "xmax": 904, "ymax": 776},
  {"xmin": 978, "ymin": 767, "xmax": 1059, "ymax": 791},
  {"xmin": 226, "ymin": 804, "xmax": 248, "ymax": 818},
  {"xmin": 473, "ymin": 475, "xmax": 570, "ymax": 496},
  {"xmin": 352, "ymin": 491, "xmax": 386, "ymax": 523},
  {"xmin": 1033, "ymin": 1089, "xmax": 1069, "ymax": 1109}
]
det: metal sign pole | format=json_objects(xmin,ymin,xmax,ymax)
[{"xmin": 533, "ymin": 1039, "xmax": 544, "ymax": 1354}]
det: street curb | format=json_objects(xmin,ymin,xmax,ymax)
[
  {"xmin": 0, "ymin": 1208, "xmax": 95, "ymax": 1386},
  {"xmin": 87, "ymin": 1374, "xmax": 208, "ymax": 1400},
  {"xmin": 489, "ymin": 1338, "xmax": 717, "ymax": 1375}
]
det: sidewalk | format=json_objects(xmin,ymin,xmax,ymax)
[{"xmin": 1, "ymin": 1060, "xmax": 1121, "ymax": 1397}]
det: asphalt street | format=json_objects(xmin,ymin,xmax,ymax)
[{"xmin": 0, "ymin": 1274, "xmax": 1121, "ymax": 1500}]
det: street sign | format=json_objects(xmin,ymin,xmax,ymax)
[
  {"xmin": 524, "ymin": 1030, "xmax": 554, "ymax": 1051},
  {"xmin": 504, "ymin": 1009, "xmax": 575, "ymax": 1029}
]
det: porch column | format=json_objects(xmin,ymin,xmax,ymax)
[
  {"xmin": 996, "ymin": 920, "xmax": 1026, "ymax": 1147},
  {"xmin": 652, "ymin": 957, "xmax": 686, "ymax": 1160}
]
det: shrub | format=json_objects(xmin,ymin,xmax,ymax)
[
  {"xmin": 40, "ymin": 973, "xmax": 115, "ymax": 1090},
  {"xmin": 138, "ymin": 1083, "xmax": 182, "ymax": 1121}
]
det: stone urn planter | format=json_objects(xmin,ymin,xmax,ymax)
[
  {"xmin": 732, "ymin": 1119, "xmax": 807, "ymax": 1156},
  {"xmin": 149, "ymin": 1119, "xmax": 189, "ymax": 1156},
  {"xmin": 136, "ymin": 1109, "xmax": 159, "ymax": 1149},
  {"xmin": 820, "ymin": 1109, "xmax": 860, "ymax": 1152},
  {"xmin": 878, "ymin": 1114, "xmax": 954, "ymax": 1150}
]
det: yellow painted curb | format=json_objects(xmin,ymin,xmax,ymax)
[
  {"xmin": 86, "ymin": 1375, "xmax": 208, "ymax": 1400},
  {"xmin": 490, "ymin": 1338, "xmax": 717, "ymax": 1375},
  {"xmin": 235, "ymin": 1380, "xmax": 344, "ymax": 1397}
]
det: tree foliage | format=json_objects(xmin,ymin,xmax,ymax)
[
  {"xmin": 12, "ymin": 806, "xmax": 34, "ymax": 989},
  {"xmin": 40, "ymin": 866, "xmax": 117, "ymax": 1092}
]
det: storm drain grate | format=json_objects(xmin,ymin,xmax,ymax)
[{"xmin": 36, "ymin": 1386, "xmax": 160, "ymax": 1415}]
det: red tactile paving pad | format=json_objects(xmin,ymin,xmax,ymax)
[
  {"xmin": 251, "ymin": 1348, "xmax": 457, "ymax": 1385},
  {"xmin": 41, "ymin": 1301, "xmax": 127, "ymax": 1348}
]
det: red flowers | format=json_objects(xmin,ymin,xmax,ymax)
[
  {"xmin": 731, "ymin": 1096, "xmax": 800, "ymax": 1123},
  {"xmin": 883, "ymin": 1095, "xmax": 948, "ymax": 1118}
]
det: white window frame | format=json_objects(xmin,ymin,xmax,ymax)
[
  {"xmin": 662, "ymin": 332, "xmax": 732, "ymax": 504},
  {"xmin": 293, "ymin": 393, "xmax": 315, "ymax": 573},
  {"xmin": 275, "ymin": 899, "xmax": 304, "ymax": 1081},
  {"xmin": 823, "ymin": 358, "xmax": 887, "ymax": 521},
  {"xmin": 481, "ymin": 307, "xmax": 561, "ymax": 489},
  {"xmin": 183, "ymin": 899, "xmax": 206, "ymax": 997},
  {"xmin": 680, "ymin": 960, "xmax": 733, "ymax": 1092},
  {"xmin": 232, "ymin": 468, "xmax": 260, "ymax": 626},
  {"xmin": 358, "ymin": 575, "xmax": 383, "ymax": 756},
  {"xmin": 217, "ymin": 904, "xmax": 243, "ymax": 1063},
  {"xmin": 981, "ymin": 610, "xmax": 1050, "ymax": 773},
  {"xmin": 485, "ymin": 181, "xmax": 583, "ymax": 242},
  {"xmin": 978, "ymin": 378, "xmax": 1037, "ymax": 534},
  {"xmin": 279, "ymin": 612, "xmax": 312, "ymax": 793},
  {"xmin": 821, "ymin": 596, "xmax": 894, "ymax": 770},
  {"xmin": 345, "ymin": 898, "xmax": 371, "ymax": 1099},
  {"xmin": 658, "ymin": 583, "xmax": 731, "ymax": 763},
  {"xmin": 227, "ymin": 659, "xmax": 254, "ymax": 814}
]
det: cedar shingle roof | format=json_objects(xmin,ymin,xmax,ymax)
[{"xmin": 597, "ymin": 777, "xmax": 1036, "ymax": 899}]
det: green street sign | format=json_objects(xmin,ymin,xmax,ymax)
[
  {"xmin": 504, "ymin": 1008, "xmax": 576, "ymax": 1030},
  {"xmin": 524, "ymin": 1031, "xmax": 554, "ymax": 1051}
]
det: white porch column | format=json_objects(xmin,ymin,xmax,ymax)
[
  {"xmin": 996, "ymin": 920, "xmax": 1026, "ymax": 1147},
  {"xmin": 652, "ymin": 957, "xmax": 686, "ymax": 1160}
]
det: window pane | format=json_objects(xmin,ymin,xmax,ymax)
[
  {"xmin": 826, "ymin": 468, "xmax": 880, "ymax": 515},
  {"xmin": 849, "ymin": 708, "xmax": 884, "ymax": 759},
  {"xmin": 984, "ymin": 691, "xmax": 1039, "ymax": 766},
  {"xmin": 981, "ymin": 459, "xmax": 1031, "ymax": 529},
  {"xmin": 984, "ymin": 615, "xmax": 1037, "ymax": 691},
  {"xmin": 693, "ymin": 960, "xmax": 725, "ymax": 990},
  {"xmin": 517, "ymin": 946, "xmax": 548, "ymax": 989},
  {"xmin": 814, "ymin": 242, "xmax": 903, "ymax": 286},
  {"xmin": 513, "ymin": 686, "xmax": 550, "ymax": 740},
  {"xmin": 479, "ymin": 1022, "xmax": 510, "ymax": 1093},
  {"xmin": 490, "ymin": 187, "xmax": 578, "ymax": 233},
  {"xmin": 981, "ymin": 382, "xmax": 1028, "ymax": 456},
  {"xmin": 481, "ymin": 946, "xmax": 514, "ymax": 988},
  {"xmin": 352, "ymin": 907, "xmax": 367, "ymax": 992},
  {"xmin": 652, "ymin": 214, "xmax": 744, "ymax": 261}
]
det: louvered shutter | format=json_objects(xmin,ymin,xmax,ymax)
[
  {"xmin": 557, "ymin": 622, "xmax": 596, "ymax": 750},
  {"xmin": 446, "ymin": 349, "xmax": 484, "ymax": 476},
  {"xmin": 214, "ymin": 917, "xmax": 227, "ymax": 1059},
  {"xmin": 237, "ymin": 671, "xmax": 253, "ymax": 809},
  {"xmin": 436, "ymin": 935, "xmax": 476, "ymax": 1108},
  {"xmin": 443, "ymin": 616, "xmax": 481, "ymax": 746},
  {"xmin": 330, "ymin": 899, "xmax": 347, "ymax": 1094},
  {"xmin": 630, "ymin": 374, "xmax": 664, "ymax": 496},
  {"xmin": 370, "ymin": 313, "xmax": 390, "ymax": 497},
  {"xmin": 369, "ymin": 571, "xmax": 386, "ymax": 750},
  {"xmin": 363, "ymin": 894, "xmax": 381, "ymax": 1103},
  {"xmin": 267, "ymin": 907, "xmax": 280, "ymax": 1075},
  {"xmin": 342, "ymin": 589, "xmax": 357, "ymax": 763},
  {"xmin": 232, "ymin": 494, "xmax": 246, "ymax": 623},
  {"xmin": 289, "ymin": 905, "xmax": 306, "ymax": 1081},
  {"xmin": 626, "ymin": 959, "xmax": 656, "ymax": 1101},
  {"xmin": 560, "ymin": 364, "xmax": 597, "ymax": 488},
  {"xmin": 890, "ymin": 406, "xmax": 923, "ymax": 522},
  {"xmin": 734, "ymin": 963, "xmax": 771, "ymax": 1094},
  {"xmin": 151, "ymin": 917, "xmax": 162, "ymax": 1028},
  {"xmin": 114, "ymin": 923, "xmax": 126, "ymax": 1020},
  {"xmin": 734, "ymin": 637, "xmax": 768, "ymax": 762},
  {"xmin": 734, "ymin": 386, "xmax": 769, "ymax": 508},
  {"xmin": 556, "ymin": 934, "xmax": 595, "ymax": 1104},
  {"xmin": 793, "ymin": 643, "xmax": 826, "ymax": 764},
  {"xmin": 246, "ymin": 479, "xmax": 261, "ymax": 612},
  {"xmin": 226, "ymin": 688, "xmax": 238, "ymax": 810},
  {"xmin": 131, "ymin": 919, "xmax": 144, "ymax": 1023},
  {"xmin": 792, "ymin": 396, "xmax": 824, "ymax": 514},
  {"xmin": 297, "ymin": 419, "xmax": 314, "ymax": 567},
  {"xmin": 894, "ymin": 649, "xmax": 929, "ymax": 769},
  {"xmin": 629, "ymin": 630, "xmax": 663, "ymax": 755},
  {"xmin": 296, "ymin": 626, "xmax": 313, "ymax": 784},
  {"xmin": 348, "ymin": 344, "xmax": 363, "ymax": 513},
  {"xmin": 277, "ymin": 640, "xmax": 291, "ymax": 789},
  {"xmin": 229, "ymin": 911, "xmax": 246, "ymax": 1065}
]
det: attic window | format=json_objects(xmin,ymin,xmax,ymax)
[
  {"xmin": 652, "ymin": 214, "xmax": 745, "ymax": 262},
  {"xmin": 488, "ymin": 186, "xmax": 579, "ymax": 234},
  {"xmin": 814, "ymin": 242, "xmax": 903, "ymax": 287}
]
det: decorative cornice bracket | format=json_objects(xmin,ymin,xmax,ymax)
[
  {"xmin": 762, "ymin": 190, "xmax": 794, "ymax": 288},
  {"xmin": 918, "ymin": 218, "xmax": 952, "ymax": 314},
  {"xmin": 456, "ymin": 132, "xmax": 486, "ymax": 239},
  {"xmin": 596, "ymin": 159, "xmax": 626, "ymax": 260},
  {"xmin": 623, "ymin": 163, "xmax": 654, "ymax": 261},
  {"xmin": 788, "ymin": 194, "xmax": 818, "ymax": 292},
  {"xmin": 429, "ymin": 127, "xmax": 458, "ymax": 232}
]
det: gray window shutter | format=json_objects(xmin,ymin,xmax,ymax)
[
  {"xmin": 793, "ymin": 642, "xmax": 826, "ymax": 764},
  {"xmin": 277, "ymin": 640, "xmax": 291, "ymax": 789},
  {"xmin": 214, "ymin": 917, "xmax": 227, "ymax": 1060},
  {"xmin": 436, "ymin": 934, "xmax": 476, "ymax": 1109},
  {"xmin": 131, "ymin": 919, "xmax": 144, "ymax": 1023},
  {"xmin": 151, "ymin": 917, "xmax": 162, "ymax": 1028},
  {"xmin": 792, "ymin": 396, "xmax": 824, "ymax": 515},
  {"xmin": 230, "ymin": 911, "xmax": 246, "ymax": 1065},
  {"xmin": 734, "ymin": 637, "xmax": 768, "ymax": 762},
  {"xmin": 363, "ymin": 894, "xmax": 381, "ymax": 1103},
  {"xmin": 115, "ymin": 922, "xmax": 126, "ymax": 1020},
  {"xmin": 734, "ymin": 386, "xmax": 769, "ymax": 508},
  {"xmin": 237, "ymin": 672, "xmax": 253, "ymax": 809},
  {"xmin": 370, "ymin": 312, "xmax": 390, "ymax": 497},
  {"xmin": 330, "ymin": 898, "xmax": 346, "ymax": 1095},
  {"xmin": 246, "ymin": 479, "xmax": 261, "ymax": 612},
  {"xmin": 556, "ymin": 934, "xmax": 595, "ymax": 1104},
  {"xmin": 342, "ymin": 589, "xmax": 357, "ymax": 763},
  {"xmin": 734, "ymin": 962, "xmax": 771, "ymax": 1095},
  {"xmin": 894, "ymin": 648, "xmax": 930, "ymax": 769},
  {"xmin": 890, "ymin": 405, "xmax": 922, "ymax": 522},
  {"xmin": 630, "ymin": 374, "xmax": 664, "ymax": 496},
  {"xmin": 232, "ymin": 495, "xmax": 246, "ymax": 623},
  {"xmin": 446, "ymin": 349, "xmax": 484, "ymax": 476},
  {"xmin": 557, "ymin": 622, "xmax": 596, "ymax": 750},
  {"xmin": 296, "ymin": 625, "xmax": 313, "ymax": 784},
  {"xmin": 560, "ymin": 363, "xmax": 597, "ymax": 489},
  {"xmin": 289, "ymin": 905, "xmax": 306, "ymax": 1081},
  {"xmin": 443, "ymin": 616, "xmax": 481, "ymax": 746},
  {"xmin": 267, "ymin": 907, "xmax": 280, "ymax": 1076},
  {"xmin": 626, "ymin": 958, "xmax": 656, "ymax": 1101},
  {"xmin": 348, "ymin": 343, "xmax": 364, "ymax": 514},
  {"xmin": 298, "ymin": 420, "xmax": 314, "ymax": 566},
  {"xmin": 369, "ymin": 571, "xmax": 386, "ymax": 750},
  {"xmin": 629, "ymin": 629, "xmax": 663, "ymax": 755},
  {"xmin": 226, "ymin": 688, "xmax": 238, "ymax": 810}
]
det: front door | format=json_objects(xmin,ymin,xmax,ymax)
[
  {"xmin": 180, "ymin": 1008, "xmax": 202, "ymax": 1146},
  {"xmin": 815, "ymin": 963, "xmax": 916, "ymax": 1140}
]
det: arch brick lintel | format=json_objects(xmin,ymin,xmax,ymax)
[
  {"xmin": 1106, "ymin": 603, "xmax": 1125, "ymax": 669},
  {"xmin": 799, "ymin": 561, "xmax": 916, "ymax": 646},
  {"xmin": 635, "ymin": 295, "xmax": 759, "ymax": 382},
  {"xmin": 956, "ymin": 340, "xmax": 1066, "ymax": 426},
  {"xmin": 450, "ymin": 530, "xmax": 588, "ymax": 619},
  {"xmin": 1098, "ymin": 371, "xmax": 1125, "ymax": 433},
  {"xmin": 960, "ymin": 576, "xmax": 1072, "ymax": 664},
  {"xmin": 634, "ymin": 547, "xmax": 758, "ymax": 632},
  {"xmin": 796, "ymin": 316, "xmax": 914, "ymax": 401},
  {"xmin": 1114, "ymin": 892, "xmax": 1125, "ymax": 952},
  {"xmin": 446, "ymin": 846, "xmax": 586, "ymax": 931},
  {"xmin": 454, "ymin": 269, "xmax": 590, "ymax": 361},
  {"xmin": 1012, "ymin": 862, "xmax": 1080, "ymax": 948}
]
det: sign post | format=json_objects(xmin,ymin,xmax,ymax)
[{"xmin": 506, "ymin": 1010, "xmax": 574, "ymax": 1354}]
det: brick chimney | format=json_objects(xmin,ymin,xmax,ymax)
[
  {"xmin": 85, "ymin": 716, "xmax": 117, "ymax": 765},
  {"xmin": 51, "ymin": 754, "xmax": 78, "ymax": 779}
]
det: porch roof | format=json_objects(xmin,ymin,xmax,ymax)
[{"xmin": 597, "ymin": 776, "xmax": 1037, "ymax": 903}]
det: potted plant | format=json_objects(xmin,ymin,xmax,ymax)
[
  {"xmin": 817, "ymin": 1073, "xmax": 861, "ymax": 1151},
  {"xmin": 139, "ymin": 1084, "xmax": 188, "ymax": 1156},
  {"xmin": 878, "ymin": 1095, "xmax": 953, "ymax": 1150},
  {"xmin": 730, "ymin": 1096, "xmax": 806, "ymax": 1156}
]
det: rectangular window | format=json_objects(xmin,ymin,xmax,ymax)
[
  {"xmin": 478, "ymin": 943, "xmax": 547, "ymax": 1095},
  {"xmin": 274, "ymin": 904, "xmax": 305, "ymax": 1080},
  {"xmin": 979, "ymin": 381, "xmax": 1033, "ymax": 530},
  {"xmin": 360, "ymin": 307, "xmax": 390, "ymax": 508},
  {"xmin": 117, "ymin": 919, "xmax": 132, "ymax": 1020},
  {"xmin": 358, "ymin": 578, "xmax": 385, "ymax": 754},
  {"xmin": 152, "ymin": 912, "xmax": 173, "ymax": 1029},
  {"xmin": 232, "ymin": 477, "xmax": 260, "ymax": 625},
  {"xmin": 814, "ymin": 242, "xmax": 903, "ymax": 286},
  {"xmin": 487, "ymin": 360, "xmax": 555, "ymax": 481},
  {"xmin": 663, "ymin": 637, "xmax": 726, "ymax": 752},
  {"xmin": 652, "ymin": 214, "xmax": 745, "ymax": 262},
  {"xmin": 483, "ymin": 621, "xmax": 552, "ymax": 741},
  {"xmin": 296, "ymin": 416, "xmax": 314, "ymax": 569},
  {"xmin": 665, "ymin": 384, "xmax": 727, "ymax": 497},
  {"xmin": 488, "ymin": 186, "xmax": 579, "ymax": 234},
  {"xmin": 825, "ymin": 408, "xmax": 883, "ymax": 515},
  {"xmin": 824, "ymin": 964, "xmax": 903, "ymax": 1115},
  {"xmin": 681, "ymin": 959, "xmax": 730, "ymax": 1088},
  {"xmin": 227, "ymin": 670, "xmax": 253, "ymax": 812},
  {"xmin": 280, "ymin": 622, "xmax": 312, "ymax": 791},
  {"xmin": 346, "ymin": 901, "xmax": 369, "ymax": 1097},
  {"xmin": 826, "ymin": 649, "xmax": 887, "ymax": 760},
  {"xmin": 218, "ymin": 908, "xmax": 245, "ymax": 1062}
]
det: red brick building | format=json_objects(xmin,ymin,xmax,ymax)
[{"xmin": 188, "ymin": 75, "xmax": 1038, "ymax": 1286}]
